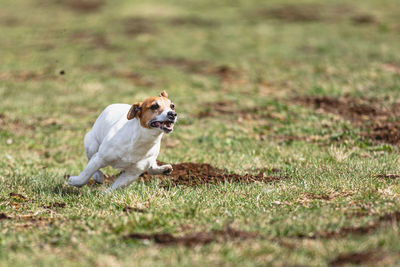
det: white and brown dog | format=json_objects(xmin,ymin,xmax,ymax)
[{"xmin": 68, "ymin": 91, "xmax": 177, "ymax": 192}]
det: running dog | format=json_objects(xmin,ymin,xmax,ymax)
[{"xmin": 68, "ymin": 91, "xmax": 177, "ymax": 192}]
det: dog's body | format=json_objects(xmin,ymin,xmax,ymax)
[{"xmin": 68, "ymin": 91, "xmax": 177, "ymax": 192}]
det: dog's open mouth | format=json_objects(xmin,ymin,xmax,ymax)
[{"xmin": 150, "ymin": 120, "xmax": 174, "ymax": 133}]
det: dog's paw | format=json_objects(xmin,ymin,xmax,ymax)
[
  {"xmin": 68, "ymin": 176, "xmax": 85, "ymax": 187},
  {"xmin": 162, "ymin": 164, "xmax": 173, "ymax": 175},
  {"xmin": 93, "ymin": 171, "xmax": 104, "ymax": 184}
]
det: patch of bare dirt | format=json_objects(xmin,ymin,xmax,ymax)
[
  {"xmin": 124, "ymin": 227, "xmax": 258, "ymax": 247},
  {"xmin": 351, "ymin": 14, "xmax": 377, "ymax": 25},
  {"xmin": 329, "ymin": 251, "xmax": 384, "ymax": 266},
  {"xmin": 122, "ymin": 17, "xmax": 156, "ymax": 36},
  {"xmin": 140, "ymin": 162, "xmax": 284, "ymax": 187},
  {"xmin": 254, "ymin": 4, "xmax": 354, "ymax": 23},
  {"xmin": 295, "ymin": 211, "xmax": 400, "ymax": 239},
  {"xmin": 295, "ymin": 96, "xmax": 400, "ymax": 144},
  {"xmin": 58, "ymin": 0, "xmax": 104, "ymax": 13},
  {"xmin": 70, "ymin": 31, "xmax": 115, "ymax": 50}
]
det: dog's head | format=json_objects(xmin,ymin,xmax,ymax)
[{"xmin": 127, "ymin": 91, "xmax": 177, "ymax": 133}]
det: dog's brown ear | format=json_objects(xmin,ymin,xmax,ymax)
[
  {"xmin": 160, "ymin": 90, "xmax": 168, "ymax": 98},
  {"xmin": 127, "ymin": 102, "xmax": 142, "ymax": 120}
]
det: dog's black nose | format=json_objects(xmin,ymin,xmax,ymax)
[{"xmin": 167, "ymin": 111, "xmax": 177, "ymax": 119}]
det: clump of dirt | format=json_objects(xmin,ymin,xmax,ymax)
[
  {"xmin": 140, "ymin": 162, "xmax": 284, "ymax": 187},
  {"xmin": 59, "ymin": 0, "xmax": 104, "ymax": 13},
  {"xmin": 295, "ymin": 96, "xmax": 400, "ymax": 144},
  {"xmin": 329, "ymin": 251, "xmax": 384, "ymax": 266},
  {"xmin": 122, "ymin": 17, "xmax": 156, "ymax": 36},
  {"xmin": 124, "ymin": 227, "xmax": 258, "ymax": 247}
]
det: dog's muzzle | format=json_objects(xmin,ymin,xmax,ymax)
[{"xmin": 150, "ymin": 112, "xmax": 177, "ymax": 133}]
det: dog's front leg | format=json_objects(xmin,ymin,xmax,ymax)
[
  {"xmin": 148, "ymin": 162, "xmax": 173, "ymax": 175},
  {"xmin": 105, "ymin": 170, "xmax": 141, "ymax": 193},
  {"xmin": 68, "ymin": 153, "xmax": 105, "ymax": 187}
]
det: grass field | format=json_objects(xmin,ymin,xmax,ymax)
[{"xmin": 1, "ymin": 0, "xmax": 400, "ymax": 265}]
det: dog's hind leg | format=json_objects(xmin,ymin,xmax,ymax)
[
  {"xmin": 84, "ymin": 131, "xmax": 104, "ymax": 184},
  {"xmin": 104, "ymin": 170, "xmax": 141, "ymax": 193},
  {"xmin": 68, "ymin": 153, "xmax": 105, "ymax": 187}
]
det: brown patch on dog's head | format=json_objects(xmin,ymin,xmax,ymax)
[{"xmin": 127, "ymin": 91, "xmax": 176, "ymax": 131}]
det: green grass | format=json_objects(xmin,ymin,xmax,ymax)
[{"xmin": 1, "ymin": 0, "xmax": 400, "ymax": 265}]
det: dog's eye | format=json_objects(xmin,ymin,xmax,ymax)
[
  {"xmin": 151, "ymin": 103, "xmax": 159, "ymax": 110},
  {"xmin": 170, "ymin": 103, "xmax": 175, "ymax": 110}
]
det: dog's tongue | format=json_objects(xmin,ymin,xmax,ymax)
[{"xmin": 154, "ymin": 121, "xmax": 163, "ymax": 127}]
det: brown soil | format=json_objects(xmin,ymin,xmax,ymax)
[
  {"xmin": 140, "ymin": 162, "xmax": 284, "ymax": 187},
  {"xmin": 125, "ymin": 227, "xmax": 258, "ymax": 247},
  {"xmin": 295, "ymin": 211, "xmax": 400, "ymax": 239},
  {"xmin": 255, "ymin": 4, "xmax": 353, "ymax": 23},
  {"xmin": 59, "ymin": 0, "xmax": 104, "ymax": 13},
  {"xmin": 329, "ymin": 251, "xmax": 384, "ymax": 266},
  {"xmin": 295, "ymin": 96, "xmax": 400, "ymax": 144},
  {"xmin": 122, "ymin": 17, "xmax": 156, "ymax": 36},
  {"xmin": 351, "ymin": 14, "xmax": 377, "ymax": 24}
]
